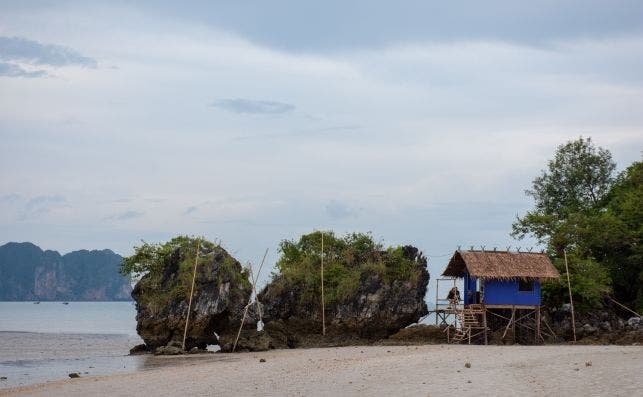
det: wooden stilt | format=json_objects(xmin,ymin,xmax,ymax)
[
  {"xmin": 502, "ymin": 307, "xmax": 515, "ymax": 341},
  {"xmin": 535, "ymin": 306, "xmax": 541, "ymax": 344},
  {"xmin": 483, "ymin": 308, "xmax": 488, "ymax": 345},
  {"xmin": 543, "ymin": 317, "xmax": 558, "ymax": 341},
  {"xmin": 435, "ymin": 278, "xmax": 439, "ymax": 326},
  {"xmin": 512, "ymin": 306, "xmax": 516, "ymax": 343}
]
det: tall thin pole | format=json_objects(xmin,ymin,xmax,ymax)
[
  {"xmin": 609, "ymin": 297, "xmax": 642, "ymax": 318},
  {"xmin": 435, "ymin": 279, "xmax": 439, "ymax": 326},
  {"xmin": 563, "ymin": 250, "xmax": 577, "ymax": 343},
  {"xmin": 182, "ymin": 240, "xmax": 200, "ymax": 351},
  {"xmin": 233, "ymin": 249, "xmax": 268, "ymax": 352},
  {"xmin": 321, "ymin": 232, "xmax": 326, "ymax": 336},
  {"xmin": 253, "ymin": 249, "xmax": 269, "ymax": 324}
]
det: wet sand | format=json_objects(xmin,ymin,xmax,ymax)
[
  {"xmin": 2, "ymin": 344, "xmax": 641, "ymax": 396},
  {"xmin": 0, "ymin": 332, "xmax": 143, "ymax": 389}
]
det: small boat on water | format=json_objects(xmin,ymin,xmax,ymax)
[
  {"xmin": 62, "ymin": 302, "xmax": 69, "ymax": 305},
  {"xmin": 33, "ymin": 301, "xmax": 40, "ymax": 304}
]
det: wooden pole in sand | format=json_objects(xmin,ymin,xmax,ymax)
[
  {"xmin": 232, "ymin": 249, "xmax": 268, "ymax": 352},
  {"xmin": 253, "ymin": 249, "xmax": 269, "ymax": 324},
  {"xmin": 564, "ymin": 250, "xmax": 577, "ymax": 343},
  {"xmin": 182, "ymin": 240, "xmax": 201, "ymax": 351},
  {"xmin": 321, "ymin": 232, "xmax": 326, "ymax": 336}
]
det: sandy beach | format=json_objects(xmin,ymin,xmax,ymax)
[{"xmin": 2, "ymin": 344, "xmax": 641, "ymax": 397}]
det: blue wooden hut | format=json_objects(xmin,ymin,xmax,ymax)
[{"xmin": 441, "ymin": 250, "xmax": 559, "ymax": 343}]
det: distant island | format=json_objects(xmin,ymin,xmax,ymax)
[{"xmin": 0, "ymin": 242, "xmax": 132, "ymax": 301}]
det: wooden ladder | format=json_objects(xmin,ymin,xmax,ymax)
[{"xmin": 450, "ymin": 305, "xmax": 485, "ymax": 344}]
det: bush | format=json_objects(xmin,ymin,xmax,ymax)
[
  {"xmin": 120, "ymin": 236, "xmax": 249, "ymax": 313},
  {"xmin": 271, "ymin": 231, "xmax": 424, "ymax": 306}
]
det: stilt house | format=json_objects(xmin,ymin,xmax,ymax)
[
  {"xmin": 441, "ymin": 250, "xmax": 560, "ymax": 343},
  {"xmin": 442, "ymin": 250, "xmax": 560, "ymax": 306}
]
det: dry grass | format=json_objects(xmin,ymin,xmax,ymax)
[{"xmin": 442, "ymin": 250, "xmax": 560, "ymax": 280}]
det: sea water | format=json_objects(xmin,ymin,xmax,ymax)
[
  {"xmin": 0, "ymin": 301, "xmax": 144, "ymax": 389},
  {"xmin": 0, "ymin": 301, "xmax": 139, "ymax": 335}
]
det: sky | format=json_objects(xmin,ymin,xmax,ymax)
[{"xmin": 1, "ymin": 1, "xmax": 642, "ymax": 289}]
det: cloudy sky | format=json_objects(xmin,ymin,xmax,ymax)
[{"xmin": 1, "ymin": 1, "xmax": 642, "ymax": 284}]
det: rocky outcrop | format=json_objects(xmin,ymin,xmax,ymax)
[
  {"xmin": 0, "ymin": 242, "xmax": 131, "ymax": 301},
  {"xmin": 543, "ymin": 304, "xmax": 643, "ymax": 345},
  {"xmin": 228, "ymin": 245, "xmax": 430, "ymax": 351},
  {"xmin": 131, "ymin": 241, "xmax": 252, "ymax": 352}
]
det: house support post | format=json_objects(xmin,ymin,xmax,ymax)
[
  {"xmin": 511, "ymin": 306, "xmax": 516, "ymax": 344},
  {"xmin": 435, "ymin": 279, "xmax": 439, "ymax": 326},
  {"xmin": 535, "ymin": 306, "xmax": 541, "ymax": 344},
  {"xmin": 483, "ymin": 309, "xmax": 488, "ymax": 345}
]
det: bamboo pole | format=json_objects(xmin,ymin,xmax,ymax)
[
  {"xmin": 435, "ymin": 279, "xmax": 439, "ymax": 326},
  {"xmin": 609, "ymin": 297, "xmax": 642, "ymax": 318},
  {"xmin": 253, "ymin": 249, "xmax": 269, "ymax": 324},
  {"xmin": 511, "ymin": 306, "xmax": 516, "ymax": 343},
  {"xmin": 563, "ymin": 250, "xmax": 577, "ymax": 343},
  {"xmin": 321, "ymin": 232, "xmax": 326, "ymax": 336},
  {"xmin": 542, "ymin": 317, "xmax": 558, "ymax": 341},
  {"xmin": 502, "ymin": 307, "xmax": 515, "ymax": 340},
  {"xmin": 182, "ymin": 240, "xmax": 201, "ymax": 351},
  {"xmin": 233, "ymin": 249, "xmax": 269, "ymax": 352},
  {"xmin": 535, "ymin": 306, "xmax": 541, "ymax": 344},
  {"xmin": 232, "ymin": 303, "xmax": 251, "ymax": 353},
  {"xmin": 483, "ymin": 309, "xmax": 488, "ymax": 345}
]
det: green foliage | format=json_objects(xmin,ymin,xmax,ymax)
[
  {"xmin": 121, "ymin": 236, "xmax": 250, "ymax": 314},
  {"xmin": 527, "ymin": 137, "xmax": 615, "ymax": 216},
  {"xmin": 271, "ymin": 231, "xmax": 423, "ymax": 306},
  {"xmin": 513, "ymin": 137, "xmax": 642, "ymax": 312},
  {"xmin": 600, "ymin": 162, "xmax": 643, "ymax": 311},
  {"xmin": 542, "ymin": 254, "xmax": 611, "ymax": 311}
]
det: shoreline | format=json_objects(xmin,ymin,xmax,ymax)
[
  {"xmin": 0, "ymin": 331, "xmax": 142, "ymax": 389},
  {"xmin": 2, "ymin": 345, "xmax": 642, "ymax": 396}
]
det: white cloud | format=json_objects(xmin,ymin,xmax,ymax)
[{"xmin": 0, "ymin": 3, "xmax": 641, "ymax": 283}]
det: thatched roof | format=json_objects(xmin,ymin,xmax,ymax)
[{"xmin": 441, "ymin": 250, "xmax": 560, "ymax": 280}]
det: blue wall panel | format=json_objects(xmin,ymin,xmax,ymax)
[
  {"xmin": 483, "ymin": 279, "xmax": 541, "ymax": 305},
  {"xmin": 463, "ymin": 272, "xmax": 478, "ymax": 304}
]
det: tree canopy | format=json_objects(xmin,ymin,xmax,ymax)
[{"xmin": 513, "ymin": 137, "xmax": 642, "ymax": 312}]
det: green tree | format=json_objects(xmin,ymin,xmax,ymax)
[
  {"xmin": 512, "ymin": 137, "xmax": 616, "ymax": 250},
  {"xmin": 512, "ymin": 137, "xmax": 617, "ymax": 309},
  {"xmin": 599, "ymin": 162, "xmax": 643, "ymax": 311}
]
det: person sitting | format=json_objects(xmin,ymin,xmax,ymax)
[{"xmin": 447, "ymin": 286, "xmax": 461, "ymax": 308}]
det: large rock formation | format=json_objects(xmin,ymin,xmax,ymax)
[
  {"xmin": 130, "ymin": 238, "xmax": 252, "ymax": 351},
  {"xmin": 260, "ymin": 246, "xmax": 429, "ymax": 339},
  {"xmin": 222, "ymin": 233, "xmax": 430, "ymax": 352},
  {"xmin": 0, "ymin": 242, "xmax": 131, "ymax": 301}
]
